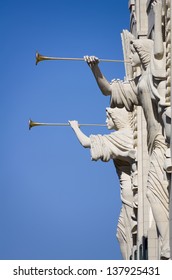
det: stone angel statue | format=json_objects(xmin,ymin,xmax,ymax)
[{"xmin": 69, "ymin": 107, "xmax": 136, "ymax": 259}]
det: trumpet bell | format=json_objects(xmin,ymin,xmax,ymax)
[
  {"xmin": 29, "ymin": 119, "xmax": 39, "ymax": 129},
  {"xmin": 29, "ymin": 119, "xmax": 33, "ymax": 130},
  {"xmin": 35, "ymin": 52, "xmax": 44, "ymax": 65}
]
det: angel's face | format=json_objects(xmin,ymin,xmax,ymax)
[
  {"xmin": 106, "ymin": 113, "xmax": 115, "ymax": 130},
  {"xmin": 129, "ymin": 44, "xmax": 141, "ymax": 67}
]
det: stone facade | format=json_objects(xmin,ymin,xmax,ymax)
[{"xmin": 127, "ymin": 0, "xmax": 171, "ymax": 260}]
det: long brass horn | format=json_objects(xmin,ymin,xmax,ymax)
[
  {"xmin": 36, "ymin": 51, "xmax": 129, "ymax": 65},
  {"xmin": 29, "ymin": 119, "xmax": 106, "ymax": 130}
]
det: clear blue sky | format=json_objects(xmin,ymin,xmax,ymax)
[{"xmin": 0, "ymin": 0, "xmax": 130, "ymax": 260}]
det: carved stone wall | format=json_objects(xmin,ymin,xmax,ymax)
[
  {"xmin": 129, "ymin": 0, "xmax": 148, "ymax": 37},
  {"xmin": 165, "ymin": 0, "xmax": 171, "ymax": 104},
  {"xmin": 169, "ymin": 0, "xmax": 172, "ymax": 261},
  {"xmin": 126, "ymin": 0, "xmax": 171, "ymax": 259}
]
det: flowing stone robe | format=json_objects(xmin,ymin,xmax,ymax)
[{"xmin": 90, "ymin": 129, "xmax": 135, "ymax": 259}]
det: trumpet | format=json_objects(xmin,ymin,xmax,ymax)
[
  {"xmin": 35, "ymin": 51, "xmax": 130, "ymax": 65},
  {"xmin": 29, "ymin": 119, "xmax": 106, "ymax": 130}
]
